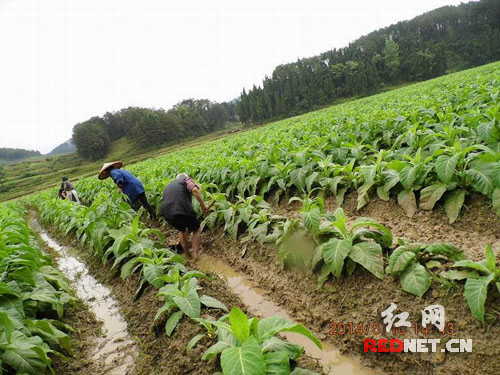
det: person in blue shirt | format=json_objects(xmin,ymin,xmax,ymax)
[{"xmin": 98, "ymin": 161, "xmax": 156, "ymax": 219}]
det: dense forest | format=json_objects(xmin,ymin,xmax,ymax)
[
  {"xmin": 237, "ymin": 0, "xmax": 500, "ymax": 123},
  {"xmin": 73, "ymin": 99, "xmax": 238, "ymax": 160},
  {"xmin": 0, "ymin": 148, "xmax": 41, "ymax": 163}
]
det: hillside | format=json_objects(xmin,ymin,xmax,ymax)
[
  {"xmin": 0, "ymin": 124, "xmax": 246, "ymax": 202},
  {"xmin": 238, "ymin": 0, "xmax": 500, "ymax": 123},
  {"xmin": 47, "ymin": 139, "xmax": 76, "ymax": 156},
  {"xmin": 0, "ymin": 147, "xmax": 41, "ymax": 164}
]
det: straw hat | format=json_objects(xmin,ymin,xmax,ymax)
[{"xmin": 98, "ymin": 161, "xmax": 123, "ymax": 180}]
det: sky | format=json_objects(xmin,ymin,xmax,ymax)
[{"xmin": 0, "ymin": 0, "xmax": 466, "ymax": 154}]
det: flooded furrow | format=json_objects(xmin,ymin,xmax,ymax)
[
  {"xmin": 31, "ymin": 219, "xmax": 137, "ymax": 375},
  {"xmin": 198, "ymin": 254, "xmax": 383, "ymax": 375}
]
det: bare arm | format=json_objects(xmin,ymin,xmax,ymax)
[{"xmin": 191, "ymin": 187, "xmax": 208, "ymax": 214}]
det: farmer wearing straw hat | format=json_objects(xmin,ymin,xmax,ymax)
[
  {"xmin": 160, "ymin": 173, "xmax": 208, "ymax": 260},
  {"xmin": 98, "ymin": 161, "xmax": 156, "ymax": 219}
]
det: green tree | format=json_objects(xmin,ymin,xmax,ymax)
[
  {"xmin": 0, "ymin": 165, "xmax": 6, "ymax": 186},
  {"xmin": 72, "ymin": 120, "xmax": 111, "ymax": 160},
  {"xmin": 383, "ymin": 39, "xmax": 400, "ymax": 82}
]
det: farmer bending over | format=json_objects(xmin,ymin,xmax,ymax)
[
  {"xmin": 98, "ymin": 161, "xmax": 156, "ymax": 219},
  {"xmin": 160, "ymin": 173, "xmax": 208, "ymax": 260},
  {"xmin": 62, "ymin": 176, "xmax": 80, "ymax": 203}
]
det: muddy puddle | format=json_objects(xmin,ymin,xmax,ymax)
[
  {"xmin": 31, "ymin": 220, "xmax": 137, "ymax": 375},
  {"xmin": 198, "ymin": 254, "xmax": 383, "ymax": 375}
]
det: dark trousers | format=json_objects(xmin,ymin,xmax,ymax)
[{"xmin": 131, "ymin": 193, "xmax": 156, "ymax": 219}]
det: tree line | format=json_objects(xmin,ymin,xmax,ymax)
[
  {"xmin": 0, "ymin": 148, "xmax": 41, "ymax": 163},
  {"xmin": 73, "ymin": 99, "xmax": 238, "ymax": 160},
  {"xmin": 237, "ymin": 0, "xmax": 500, "ymax": 123}
]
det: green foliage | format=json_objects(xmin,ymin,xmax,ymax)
[
  {"xmin": 383, "ymin": 39, "xmax": 400, "ymax": 82},
  {"xmin": 0, "ymin": 203, "xmax": 74, "ymax": 374},
  {"xmin": 304, "ymin": 208, "xmax": 392, "ymax": 284},
  {"xmin": 189, "ymin": 307, "xmax": 320, "ymax": 375},
  {"xmin": 0, "ymin": 165, "xmax": 5, "ymax": 186},
  {"xmin": 443, "ymin": 245, "xmax": 500, "ymax": 323},
  {"xmin": 72, "ymin": 119, "xmax": 111, "ymax": 160},
  {"xmin": 72, "ymin": 100, "xmax": 239, "ymax": 160},
  {"xmin": 154, "ymin": 269, "xmax": 227, "ymax": 336},
  {"xmin": 386, "ymin": 240, "xmax": 465, "ymax": 297},
  {"xmin": 0, "ymin": 148, "xmax": 41, "ymax": 163}
]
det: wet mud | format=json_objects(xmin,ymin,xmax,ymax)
[
  {"xmin": 36, "ymin": 216, "xmax": 323, "ymax": 374},
  {"xmin": 31, "ymin": 218, "xmax": 137, "ymax": 375},
  {"xmin": 198, "ymin": 254, "xmax": 381, "ymax": 375},
  {"xmin": 199, "ymin": 193, "xmax": 500, "ymax": 375}
]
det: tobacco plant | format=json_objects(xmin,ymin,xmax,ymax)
[
  {"xmin": 442, "ymin": 245, "xmax": 500, "ymax": 322},
  {"xmin": 386, "ymin": 239, "xmax": 465, "ymax": 297},
  {"xmin": 188, "ymin": 307, "xmax": 320, "ymax": 375}
]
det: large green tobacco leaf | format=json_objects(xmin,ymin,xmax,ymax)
[
  {"xmin": 264, "ymin": 351, "xmax": 290, "ymax": 375},
  {"xmin": 464, "ymin": 274, "xmax": 495, "ymax": 323},
  {"xmin": 386, "ymin": 247, "xmax": 416, "ymax": 275},
  {"xmin": 200, "ymin": 295, "xmax": 228, "ymax": 312},
  {"xmin": 351, "ymin": 218, "xmax": 393, "ymax": 247},
  {"xmin": 424, "ymin": 242, "xmax": 465, "ymax": 261},
  {"xmin": 399, "ymin": 165, "xmax": 420, "ymax": 190},
  {"xmin": 1, "ymin": 332, "xmax": 51, "ymax": 375},
  {"xmin": 435, "ymin": 154, "xmax": 459, "ymax": 183},
  {"xmin": 465, "ymin": 168, "xmax": 494, "ymax": 196},
  {"xmin": 441, "ymin": 269, "xmax": 480, "ymax": 280},
  {"xmin": 397, "ymin": 189, "xmax": 417, "ymax": 217},
  {"xmin": 377, "ymin": 170, "xmax": 400, "ymax": 201},
  {"xmin": 484, "ymin": 245, "xmax": 496, "ymax": 272},
  {"xmin": 453, "ymin": 260, "xmax": 491, "ymax": 274},
  {"xmin": 444, "ymin": 190, "xmax": 466, "ymax": 223},
  {"xmin": 0, "ymin": 311, "xmax": 14, "ymax": 343},
  {"xmin": 165, "ymin": 311, "xmax": 184, "ymax": 336},
  {"xmin": 220, "ymin": 337, "xmax": 266, "ymax": 375},
  {"xmin": 321, "ymin": 238, "xmax": 352, "ymax": 278},
  {"xmin": 289, "ymin": 369, "xmax": 318, "ymax": 375},
  {"xmin": 492, "ymin": 188, "xmax": 500, "ymax": 217},
  {"xmin": 256, "ymin": 316, "xmax": 321, "ymax": 349},
  {"xmin": 202, "ymin": 341, "xmax": 232, "ymax": 360},
  {"xmin": 400, "ymin": 263, "xmax": 431, "ymax": 297},
  {"xmin": 349, "ymin": 242, "xmax": 384, "ymax": 279},
  {"xmin": 229, "ymin": 308, "xmax": 250, "ymax": 344},
  {"xmin": 300, "ymin": 208, "xmax": 321, "ymax": 235},
  {"xmin": 25, "ymin": 319, "xmax": 71, "ymax": 353},
  {"xmin": 261, "ymin": 337, "xmax": 303, "ymax": 361},
  {"xmin": 419, "ymin": 183, "xmax": 447, "ymax": 210},
  {"xmin": 172, "ymin": 290, "xmax": 201, "ymax": 318}
]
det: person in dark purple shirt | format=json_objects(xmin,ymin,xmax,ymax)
[{"xmin": 98, "ymin": 161, "xmax": 156, "ymax": 219}]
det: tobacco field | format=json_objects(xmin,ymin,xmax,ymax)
[{"xmin": 1, "ymin": 61, "xmax": 500, "ymax": 374}]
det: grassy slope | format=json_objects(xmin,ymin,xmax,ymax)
[{"xmin": 0, "ymin": 125, "xmax": 248, "ymax": 202}]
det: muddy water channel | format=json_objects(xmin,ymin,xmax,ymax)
[
  {"xmin": 198, "ymin": 254, "xmax": 383, "ymax": 375},
  {"xmin": 31, "ymin": 220, "xmax": 137, "ymax": 375}
]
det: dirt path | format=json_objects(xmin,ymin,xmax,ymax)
[
  {"xmin": 35, "ymin": 214, "xmax": 324, "ymax": 374},
  {"xmin": 196, "ymin": 192, "xmax": 500, "ymax": 375},
  {"xmin": 197, "ymin": 254, "xmax": 382, "ymax": 375},
  {"xmin": 30, "ymin": 217, "xmax": 137, "ymax": 375}
]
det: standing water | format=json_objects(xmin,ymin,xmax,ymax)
[
  {"xmin": 198, "ymin": 254, "xmax": 383, "ymax": 375},
  {"xmin": 30, "ymin": 219, "xmax": 137, "ymax": 375}
]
